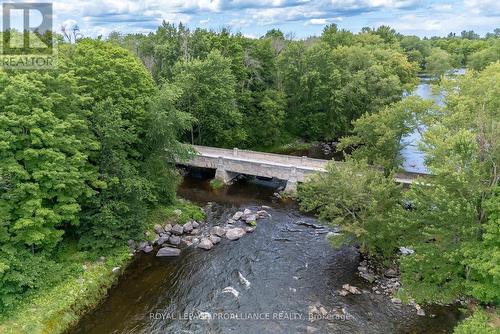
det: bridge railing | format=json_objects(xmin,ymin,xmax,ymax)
[{"xmin": 192, "ymin": 145, "xmax": 328, "ymax": 169}]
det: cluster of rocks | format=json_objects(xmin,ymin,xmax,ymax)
[
  {"xmin": 128, "ymin": 220, "xmax": 203, "ymax": 257},
  {"xmin": 343, "ymin": 258, "xmax": 426, "ymax": 316},
  {"xmin": 308, "ymin": 302, "xmax": 352, "ymax": 325},
  {"xmin": 316, "ymin": 141, "xmax": 339, "ymax": 156},
  {"xmin": 353, "ymin": 259, "xmax": 401, "ymax": 296},
  {"xmin": 129, "ymin": 207, "xmax": 270, "ymax": 258},
  {"xmin": 337, "ymin": 284, "xmax": 362, "ymax": 296}
]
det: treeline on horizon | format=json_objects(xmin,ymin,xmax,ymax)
[{"xmin": 105, "ymin": 23, "xmax": 500, "ymax": 148}]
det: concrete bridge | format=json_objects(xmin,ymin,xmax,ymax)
[{"xmin": 180, "ymin": 145, "xmax": 422, "ymax": 193}]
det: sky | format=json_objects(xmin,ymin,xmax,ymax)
[{"xmin": 2, "ymin": 0, "xmax": 500, "ymax": 39}]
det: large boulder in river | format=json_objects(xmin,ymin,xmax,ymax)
[
  {"xmin": 157, "ymin": 234, "xmax": 170, "ymax": 246},
  {"xmin": 156, "ymin": 247, "xmax": 181, "ymax": 257},
  {"xmin": 210, "ymin": 235, "xmax": 221, "ymax": 244},
  {"xmin": 257, "ymin": 210, "xmax": 269, "ymax": 218},
  {"xmin": 226, "ymin": 228, "xmax": 246, "ymax": 240},
  {"xmin": 243, "ymin": 209, "xmax": 252, "ymax": 215},
  {"xmin": 210, "ymin": 226, "xmax": 226, "ymax": 237},
  {"xmin": 232, "ymin": 211, "xmax": 244, "ymax": 220},
  {"xmin": 169, "ymin": 235, "xmax": 181, "ymax": 246},
  {"xmin": 244, "ymin": 214, "xmax": 257, "ymax": 224},
  {"xmin": 164, "ymin": 224, "xmax": 172, "ymax": 233},
  {"xmin": 198, "ymin": 238, "xmax": 214, "ymax": 250},
  {"xmin": 183, "ymin": 221, "xmax": 194, "ymax": 233},
  {"xmin": 171, "ymin": 224, "xmax": 184, "ymax": 235}
]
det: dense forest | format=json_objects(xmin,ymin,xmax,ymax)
[
  {"xmin": 107, "ymin": 24, "xmax": 499, "ymax": 147},
  {"xmin": 0, "ymin": 23, "xmax": 499, "ymax": 333}
]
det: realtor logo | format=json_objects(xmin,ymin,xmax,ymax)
[{"xmin": 1, "ymin": 3, "xmax": 56, "ymax": 69}]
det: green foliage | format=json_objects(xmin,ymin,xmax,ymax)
[
  {"xmin": 209, "ymin": 178, "xmax": 225, "ymax": 190},
  {"xmin": 148, "ymin": 199, "xmax": 205, "ymax": 226},
  {"xmin": 58, "ymin": 40, "xmax": 190, "ymax": 250},
  {"xmin": 0, "ymin": 244, "xmax": 132, "ymax": 334},
  {"xmin": 298, "ymin": 158, "xmax": 404, "ymax": 257},
  {"xmin": 425, "ymin": 47, "xmax": 453, "ymax": 79},
  {"xmin": 400, "ymin": 35, "xmax": 431, "ymax": 69},
  {"xmin": 115, "ymin": 23, "xmax": 418, "ymax": 146},
  {"xmin": 172, "ymin": 50, "xmax": 245, "ymax": 147},
  {"xmin": 399, "ymin": 63, "xmax": 499, "ymax": 304},
  {"xmin": 0, "ymin": 39, "xmax": 189, "ymax": 316},
  {"xmin": 462, "ymin": 190, "xmax": 500, "ymax": 304},
  {"xmin": 0, "ymin": 69, "xmax": 98, "ymax": 250},
  {"xmin": 280, "ymin": 39, "xmax": 418, "ymax": 140},
  {"xmin": 339, "ymin": 96, "xmax": 434, "ymax": 173},
  {"xmin": 468, "ymin": 41, "xmax": 500, "ymax": 71},
  {"xmin": 430, "ymin": 36, "xmax": 490, "ymax": 67},
  {"xmin": 454, "ymin": 309, "xmax": 500, "ymax": 334}
]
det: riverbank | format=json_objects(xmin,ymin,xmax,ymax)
[
  {"xmin": 0, "ymin": 245, "xmax": 132, "ymax": 334},
  {"xmin": 0, "ymin": 200, "xmax": 203, "ymax": 334}
]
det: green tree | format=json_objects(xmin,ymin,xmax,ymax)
[
  {"xmin": 298, "ymin": 158, "xmax": 403, "ymax": 258},
  {"xmin": 399, "ymin": 63, "xmax": 499, "ymax": 303},
  {"xmin": 425, "ymin": 47, "xmax": 453, "ymax": 78},
  {"xmin": 63, "ymin": 39, "xmax": 188, "ymax": 249},
  {"xmin": 321, "ymin": 24, "xmax": 354, "ymax": 48},
  {"xmin": 172, "ymin": 50, "xmax": 245, "ymax": 147},
  {"xmin": 0, "ymin": 70, "xmax": 97, "ymax": 250},
  {"xmin": 468, "ymin": 42, "xmax": 500, "ymax": 71},
  {"xmin": 400, "ymin": 36, "xmax": 431, "ymax": 69},
  {"xmin": 339, "ymin": 96, "xmax": 433, "ymax": 173},
  {"xmin": 0, "ymin": 67, "xmax": 98, "ymax": 311}
]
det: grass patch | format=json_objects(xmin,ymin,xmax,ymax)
[
  {"xmin": 454, "ymin": 308, "xmax": 499, "ymax": 334},
  {"xmin": 0, "ymin": 245, "xmax": 132, "ymax": 334},
  {"xmin": 209, "ymin": 178, "xmax": 225, "ymax": 190},
  {"xmin": 148, "ymin": 199, "xmax": 205, "ymax": 226}
]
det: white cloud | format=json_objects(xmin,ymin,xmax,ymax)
[
  {"xmin": 464, "ymin": 0, "xmax": 500, "ymax": 16},
  {"xmin": 376, "ymin": 11, "xmax": 499, "ymax": 35},
  {"xmin": 4, "ymin": 0, "xmax": 496, "ymax": 38},
  {"xmin": 309, "ymin": 18, "xmax": 328, "ymax": 25}
]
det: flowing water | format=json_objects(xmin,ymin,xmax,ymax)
[{"xmin": 69, "ymin": 173, "xmax": 462, "ymax": 334}]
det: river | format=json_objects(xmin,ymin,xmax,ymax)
[{"xmin": 68, "ymin": 173, "xmax": 462, "ymax": 334}]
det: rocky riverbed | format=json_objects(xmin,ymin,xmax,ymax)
[{"xmin": 129, "ymin": 205, "xmax": 271, "ymax": 256}]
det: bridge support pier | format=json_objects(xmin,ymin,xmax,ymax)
[
  {"xmin": 214, "ymin": 157, "xmax": 239, "ymax": 184},
  {"xmin": 284, "ymin": 180, "xmax": 297, "ymax": 194},
  {"xmin": 283, "ymin": 166, "xmax": 298, "ymax": 195},
  {"xmin": 215, "ymin": 168, "xmax": 239, "ymax": 184}
]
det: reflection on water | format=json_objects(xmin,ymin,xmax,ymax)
[
  {"xmin": 401, "ymin": 71, "xmax": 465, "ymax": 174},
  {"xmin": 400, "ymin": 77, "xmax": 443, "ymax": 174},
  {"xmin": 68, "ymin": 175, "xmax": 462, "ymax": 334}
]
